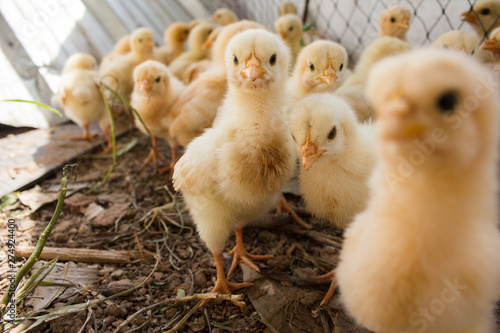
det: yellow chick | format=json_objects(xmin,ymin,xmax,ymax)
[
  {"xmin": 378, "ymin": 5, "xmax": 411, "ymax": 41},
  {"xmin": 274, "ymin": 14, "xmax": 303, "ymax": 66},
  {"xmin": 335, "ymin": 36, "xmax": 411, "ymax": 122},
  {"xmin": 100, "ymin": 34, "xmax": 131, "ymax": 70},
  {"xmin": 58, "ymin": 53, "xmax": 111, "ymax": 152},
  {"xmin": 337, "ymin": 49, "xmax": 500, "ymax": 332},
  {"xmin": 130, "ymin": 60, "xmax": 185, "ymax": 170},
  {"xmin": 173, "ymin": 29, "xmax": 294, "ymax": 306},
  {"xmin": 461, "ymin": 0, "xmax": 500, "ymax": 38},
  {"xmin": 155, "ymin": 22, "xmax": 191, "ymax": 66},
  {"xmin": 432, "ymin": 30, "xmax": 494, "ymax": 63},
  {"xmin": 289, "ymin": 40, "xmax": 349, "ymax": 104},
  {"xmin": 168, "ymin": 22, "xmax": 214, "ymax": 80},
  {"xmin": 212, "ymin": 7, "xmax": 239, "ymax": 26},
  {"xmin": 100, "ymin": 27, "xmax": 156, "ymax": 104},
  {"xmin": 279, "ymin": 2, "xmax": 297, "ymax": 16},
  {"xmin": 481, "ymin": 26, "xmax": 500, "ymax": 62},
  {"xmin": 168, "ymin": 20, "xmax": 262, "ymax": 148}
]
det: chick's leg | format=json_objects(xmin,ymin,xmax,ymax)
[
  {"xmin": 160, "ymin": 145, "xmax": 178, "ymax": 176},
  {"xmin": 205, "ymin": 252, "xmax": 251, "ymax": 308},
  {"xmin": 315, "ymin": 270, "xmax": 338, "ymax": 306},
  {"xmin": 276, "ymin": 194, "xmax": 312, "ymax": 229},
  {"xmin": 99, "ymin": 125, "xmax": 113, "ymax": 155},
  {"xmin": 227, "ymin": 227, "xmax": 273, "ymax": 278},
  {"xmin": 143, "ymin": 136, "xmax": 168, "ymax": 167},
  {"xmin": 71, "ymin": 124, "xmax": 99, "ymax": 140}
]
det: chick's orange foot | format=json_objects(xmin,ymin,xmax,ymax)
[
  {"xmin": 142, "ymin": 137, "xmax": 168, "ymax": 167},
  {"xmin": 227, "ymin": 227, "xmax": 272, "ymax": 278},
  {"xmin": 276, "ymin": 194, "xmax": 312, "ymax": 229},
  {"xmin": 315, "ymin": 270, "xmax": 338, "ymax": 306}
]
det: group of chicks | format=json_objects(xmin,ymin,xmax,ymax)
[{"xmin": 56, "ymin": 1, "xmax": 500, "ymax": 332}]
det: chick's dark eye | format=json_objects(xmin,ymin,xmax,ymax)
[
  {"xmin": 309, "ymin": 62, "xmax": 315, "ymax": 71},
  {"xmin": 471, "ymin": 49, "xmax": 475, "ymax": 55},
  {"xmin": 155, "ymin": 76, "xmax": 161, "ymax": 83},
  {"xmin": 328, "ymin": 126, "xmax": 337, "ymax": 140},
  {"xmin": 339, "ymin": 63, "xmax": 343, "ymax": 71},
  {"xmin": 437, "ymin": 90, "xmax": 458, "ymax": 113},
  {"xmin": 269, "ymin": 53, "xmax": 277, "ymax": 65},
  {"xmin": 291, "ymin": 133, "xmax": 296, "ymax": 142},
  {"xmin": 138, "ymin": 38, "xmax": 143, "ymax": 42},
  {"xmin": 289, "ymin": 26, "xmax": 294, "ymax": 31},
  {"xmin": 233, "ymin": 55, "xmax": 238, "ymax": 65},
  {"xmin": 390, "ymin": 17, "xmax": 396, "ymax": 23},
  {"xmin": 481, "ymin": 8, "xmax": 491, "ymax": 15},
  {"xmin": 184, "ymin": 29, "xmax": 189, "ymax": 34}
]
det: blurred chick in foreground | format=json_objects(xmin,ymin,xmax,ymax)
[
  {"xmin": 100, "ymin": 35, "xmax": 131, "ymax": 70},
  {"xmin": 289, "ymin": 93, "xmax": 376, "ymax": 306},
  {"xmin": 481, "ymin": 26, "xmax": 500, "ymax": 62},
  {"xmin": 168, "ymin": 22, "xmax": 213, "ymax": 80},
  {"xmin": 335, "ymin": 36, "xmax": 411, "ymax": 122},
  {"xmin": 337, "ymin": 49, "xmax": 500, "ymax": 333},
  {"xmin": 131, "ymin": 60, "xmax": 185, "ymax": 170},
  {"xmin": 173, "ymin": 29, "xmax": 294, "ymax": 307},
  {"xmin": 58, "ymin": 53, "xmax": 111, "ymax": 152},
  {"xmin": 168, "ymin": 20, "xmax": 261, "ymax": 148},
  {"xmin": 378, "ymin": 5, "xmax": 411, "ymax": 40},
  {"xmin": 274, "ymin": 14, "xmax": 303, "ymax": 66},
  {"xmin": 155, "ymin": 22, "xmax": 191, "ymax": 66},
  {"xmin": 461, "ymin": 0, "xmax": 500, "ymax": 38},
  {"xmin": 100, "ymin": 27, "xmax": 155, "ymax": 105},
  {"xmin": 212, "ymin": 7, "xmax": 239, "ymax": 26},
  {"xmin": 288, "ymin": 40, "xmax": 349, "ymax": 105},
  {"xmin": 432, "ymin": 30, "xmax": 493, "ymax": 63}
]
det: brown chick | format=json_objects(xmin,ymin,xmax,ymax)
[
  {"xmin": 212, "ymin": 7, "xmax": 239, "ymax": 26},
  {"xmin": 289, "ymin": 40, "xmax": 349, "ymax": 105},
  {"xmin": 274, "ymin": 14, "xmax": 303, "ymax": 66},
  {"xmin": 130, "ymin": 60, "xmax": 185, "ymax": 171},
  {"xmin": 155, "ymin": 22, "xmax": 191, "ymax": 66},
  {"xmin": 173, "ymin": 29, "xmax": 294, "ymax": 307},
  {"xmin": 461, "ymin": 0, "xmax": 500, "ymax": 39},
  {"xmin": 100, "ymin": 34, "xmax": 131, "ymax": 70},
  {"xmin": 100, "ymin": 27, "xmax": 156, "ymax": 106},
  {"xmin": 335, "ymin": 36, "xmax": 411, "ymax": 122},
  {"xmin": 168, "ymin": 20, "xmax": 261, "ymax": 148},
  {"xmin": 337, "ymin": 49, "xmax": 500, "ymax": 333},
  {"xmin": 378, "ymin": 5, "xmax": 411, "ymax": 41},
  {"xmin": 168, "ymin": 22, "xmax": 214, "ymax": 80},
  {"xmin": 57, "ymin": 53, "xmax": 111, "ymax": 151},
  {"xmin": 279, "ymin": 2, "xmax": 297, "ymax": 16}
]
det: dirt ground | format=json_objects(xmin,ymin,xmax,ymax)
[{"xmin": 1, "ymin": 129, "xmax": 500, "ymax": 333}]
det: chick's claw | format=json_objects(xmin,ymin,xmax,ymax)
[
  {"xmin": 315, "ymin": 270, "xmax": 338, "ymax": 306},
  {"xmin": 227, "ymin": 227, "xmax": 272, "ymax": 278}
]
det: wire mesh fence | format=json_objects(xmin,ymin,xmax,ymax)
[{"xmin": 200, "ymin": 0, "xmax": 491, "ymax": 62}]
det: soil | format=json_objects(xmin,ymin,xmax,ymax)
[{"xmin": 1, "ymin": 130, "xmax": 499, "ymax": 333}]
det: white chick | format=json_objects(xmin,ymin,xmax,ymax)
[
  {"xmin": 288, "ymin": 40, "xmax": 349, "ymax": 105},
  {"xmin": 279, "ymin": 2, "xmax": 297, "ymax": 16},
  {"xmin": 481, "ymin": 26, "xmax": 500, "ymax": 62},
  {"xmin": 274, "ymin": 14, "xmax": 303, "ymax": 66},
  {"xmin": 432, "ymin": 30, "xmax": 494, "ymax": 63},
  {"xmin": 168, "ymin": 20, "xmax": 262, "ymax": 148},
  {"xmin": 173, "ymin": 29, "xmax": 294, "ymax": 306},
  {"xmin": 378, "ymin": 6, "xmax": 411, "ymax": 41},
  {"xmin": 168, "ymin": 22, "xmax": 214, "ymax": 80},
  {"xmin": 335, "ymin": 36, "xmax": 411, "ymax": 122},
  {"xmin": 336, "ymin": 49, "xmax": 500, "ymax": 332},
  {"xmin": 289, "ymin": 93, "xmax": 376, "ymax": 306},
  {"xmin": 100, "ymin": 27, "xmax": 155, "ymax": 104},
  {"xmin": 461, "ymin": 0, "xmax": 500, "ymax": 38},
  {"xmin": 212, "ymin": 7, "xmax": 239, "ymax": 26},
  {"xmin": 130, "ymin": 60, "xmax": 185, "ymax": 171},
  {"xmin": 155, "ymin": 22, "xmax": 191, "ymax": 66},
  {"xmin": 100, "ymin": 34, "xmax": 131, "ymax": 70},
  {"xmin": 58, "ymin": 53, "xmax": 111, "ymax": 152}
]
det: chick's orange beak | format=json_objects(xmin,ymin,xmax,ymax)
[
  {"xmin": 398, "ymin": 21, "xmax": 410, "ymax": 29},
  {"xmin": 379, "ymin": 95, "xmax": 427, "ymax": 139},
  {"xmin": 461, "ymin": 10, "xmax": 479, "ymax": 24},
  {"xmin": 481, "ymin": 38, "xmax": 500, "ymax": 52},
  {"xmin": 319, "ymin": 58, "xmax": 338, "ymax": 86},
  {"xmin": 301, "ymin": 128, "xmax": 326, "ymax": 170},
  {"xmin": 202, "ymin": 39, "xmax": 212, "ymax": 49},
  {"xmin": 139, "ymin": 79, "xmax": 152, "ymax": 91},
  {"xmin": 241, "ymin": 48, "xmax": 267, "ymax": 80}
]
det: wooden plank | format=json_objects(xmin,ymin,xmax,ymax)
[
  {"xmin": 80, "ymin": 0, "xmax": 129, "ymax": 42},
  {"xmin": 15, "ymin": 246, "xmax": 132, "ymax": 264}
]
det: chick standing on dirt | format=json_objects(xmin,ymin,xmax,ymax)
[
  {"xmin": 57, "ymin": 53, "xmax": 112, "ymax": 153},
  {"xmin": 173, "ymin": 29, "xmax": 295, "ymax": 307},
  {"xmin": 336, "ymin": 49, "xmax": 500, "ymax": 333}
]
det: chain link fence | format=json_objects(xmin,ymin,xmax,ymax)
[{"xmin": 200, "ymin": 0, "xmax": 488, "ymax": 63}]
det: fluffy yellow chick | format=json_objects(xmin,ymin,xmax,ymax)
[
  {"xmin": 212, "ymin": 7, "xmax": 238, "ymax": 26},
  {"xmin": 461, "ymin": 0, "xmax": 500, "ymax": 38},
  {"xmin": 274, "ymin": 14, "xmax": 303, "ymax": 66},
  {"xmin": 168, "ymin": 22, "xmax": 213, "ymax": 80},
  {"xmin": 379, "ymin": 5, "xmax": 411, "ymax": 40},
  {"xmin": 337, "ymin": 49, "xmax": 500, "ymax": 332},
  {"xmin": 155, "ymin": 22, "xmax": 191, "ymax": 66},
  {"xmin": 100, "ymin": 27, "xmax": 156, "ymax": 104},
  {"xmin": 130, "ymin": 60, "xmax": 185, "ymax": 170},
  {"xmin": 481, "ymin": 26, "xmax": 500, "ymax": 62},
  {"xmin": 100, "ymin": 34, "xmax": 131, "ymax": 70},
  {"xmin": 168, "ymin": 20, "xmax": 262, "ymax": 148},
  {"xmin": 432, "ymin": 30, "xmax": 494, "ymax": 63},
  {"xmin": 173, "ymin": 29, "xmax": 294, "ymax": 306},
  {"xmin": 335, "ymin": 36, "xmax": 411, "ymax": 121},
  {"xmin": 58, "ymin": 53, "xmax": 111, "ymax": 151},
  {"xmin": 279, "ymin": 2, "xmax": 297, "ymax": 16},
  {"xmin": 289, "ymin": 40, "xmax": 349, "ymax": 104}
]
